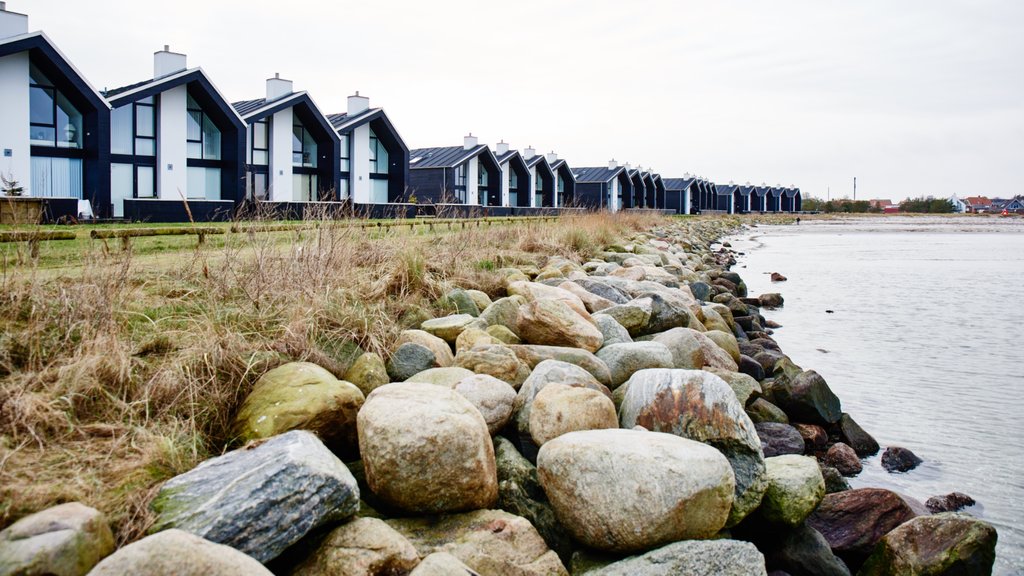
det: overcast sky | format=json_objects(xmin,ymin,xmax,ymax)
[{"xmin": 18, "ymin": 0, "xmax": 1024, "ymax": 200}]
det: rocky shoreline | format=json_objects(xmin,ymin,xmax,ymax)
[{"xmin": 0, "ymin": 218, "xmax": 999, "ymax": 576}]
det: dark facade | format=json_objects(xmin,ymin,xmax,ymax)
[
  {"xmin": 663, "ymin": 178, "xmax": 696, "ymax": 214},
  {"xmin": 408, "ymin": 144, "xmax": 501, "ymax": 205},
  {"xmin": 573, "ymin": 165, "xmax": 631, "ymax": 210},
  {"xmin": 549, "ymin": 158, "xmax": 576, "ymax": 207},
  {"xmin": 525, "ymin": 155, "xmax": 555, "ymax": 208},
  {"xmin": 495, "ymin": 149, "xmax": 530, "ymax": 207},
  {"xmin": 327, "ymin": 107, "xmax": 409, "ymax": 203}
]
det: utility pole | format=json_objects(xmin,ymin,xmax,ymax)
[{"xmin": 853, "ymin": 177, "xmax": 857, "ymax": 201}]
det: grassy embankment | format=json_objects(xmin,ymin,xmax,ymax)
[{"xmin": 0, "ymin": 211, "xmax": 677, "ymax": 545}]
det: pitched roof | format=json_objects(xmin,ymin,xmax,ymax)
[
  {"xmin": 965, "ymin": 196, "xmax": 992, "ymax": 205},
  {"xmin": 716, "ymin": 184, "xmax": 740, "ymax": 195},
  {"xmin": 0, "ymin": 31, "xmax": 109, "ymax": 111},
  {"xmin": 104, "ymin": 68, "xmax": 245, "ymax": 129},
  {"xmin": 662, "ymin": 178, "xmax": 697, "ymax": 191},
  {"xmin": 409, "ymin": 145, "xmax": 489, "ymax": 169},
  {"xmin": 572, "ymin": 166, "xmax": 625, "ymax": 183},
  {"xmin": 326, "ymin": 107, "xmax": 379, "ymax": 131}
]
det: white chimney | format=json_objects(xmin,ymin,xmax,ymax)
[
  {"xmin": 347, "ymin": 91, "xmax": 370, "ymax": 115},
  {"xmin": 495, "ymin": 141, "xmax": 509, "ymax": 156},
  {"xmin": 463, "ymin": 133, "xmax": 478, "ymax": 150},
  {"xmin": 153, "ymin": 45, "xmax": 187, "ymax": 79},
  {"xmin": 523, "ymin": 146, "xmax": 536, "ymax": 160},
  {"xmin": 624, "ymin": 162, "xmax": 633, "ymax": 170},
  {"xmin": 0, "ymin": 2, "xmax": 28, "ymax": 41},
  {"xmin": 546, "ymin": 151, "xmax": 558, "ymax": 164},
  {"xmin": 266, "ymin": 73, "xmax": 293, "ymax": 101},
  {"xmin": 608, "ymin": 159, "xmax": 618, "ymax": 170}
]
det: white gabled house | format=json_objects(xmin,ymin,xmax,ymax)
[{"xmin": 327, "ymin": 93, "xmax": 409, "ymax": 205}]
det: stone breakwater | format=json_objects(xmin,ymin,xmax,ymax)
[{"xmin": 0, "ymin": 219, "xmax": 999, "ymax": 576}]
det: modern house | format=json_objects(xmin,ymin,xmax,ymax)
[
  {"xmin": 232, "ymin": 74, "xmax": 340, "ymax": 205},
  {"xmin": 493, "ymin": 141, "xmax": 529, "ymax": 208},
  {"xmin": 964, "ymin": 196, "xmax": 993, "ymax": 213},
  {"xmin": 408, "ymin": 135, "xmax": 501, "ymax": 206},
  {"xmin": 572, "ymin": 160, "xmax": 631, "ymax": 211},
  {"xmin": 0, "ymin": 2, "xmax": 110, "ymax": 219},
  {"xmin": 782, "ymin": 187, "xmax": 802, "ymax": 212},
  {"xmin": 714, "ymin": 183, "xmax": 738, "ymax": 213},
  {"xmin": 652, "ymin": 174, "xmax": 666, "ymax": 210},
  {"xmin": 641, "ymin": 170, "xmax": 656, "ymax": 208},
  {"xmin": 627, "ymin": 167, "xmax": 645, "ymax": 209},
  {"xmin": 326, "ymin": 93, "xmax": 408, "ymax": 205},
  {"xmin": 949, "ymin": 195, "xmax": 967, "ymax": 213},
  {"xmin": 104, "ymin": 47, "xmax": 245, "ymax": 221},
  {"xmin": 663, "ymin": 177, "xmax": 696, "ymax": 215},
  {"xmin": 737, "ymin": 184, "xmax": 756, "ymax": 213},
  {"xmin": 751, "ymin": 185, "xmax": 770, "ymax": 212},
  {"xmin": 766, "ymin": 186, "xmax": 784, "ymax": 212},
  {"xmin": 546, "ymin": 152, "xmax": 575, "ymax": 207},
  {"xmin": 691, "ymin": 179, "xmax": 716, "ymax": 212},
  {"xmin": 523, "ymin": 147, "xmax": 555, "ymax": 208}
]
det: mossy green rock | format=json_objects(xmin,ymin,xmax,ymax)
[
  {"xmin": 479, "ymin": 296, "xmax": 527, "ymax": 333},
  {"xmin": 759, "ymin": 455, "xmax": 826, "ymax": 527},
  {"xmin": 859, "ymin": 513, "xmax": 997, "ymax": 576},
  {"xmin": 486, "ymin": 324, "xmax": 522, "ymax": 345},
  {"xmin": 705, "ymin": 330, "xmax": 741, "ymax": 363},
  {"xmin": 704, "ymin": 368, "xmax": 762, "ymax": 407},
  {"xmin": 0, "ymin": 502, "xmax": 114, "ymax": 576},
  {"xmin": 422, "ymin": 314, "xmax": 477, "ymax": 344},
  {"xmin": 466, "ymin": 289, "xmax": 493, "ymax": 312},
  {"xmin": 746, "ymin": 397, "xmax": 790, "ymax": 424},
  {"xmin": 342, "ymin": 352, "xmax": 389, "ymax": 397},
  {"xmin": 440, "ymin": 288, "xmax": 481, "ymax": 317},
  {"xmin": 233, "ymin": 362, "xmax": 364, "ymax": 456}
]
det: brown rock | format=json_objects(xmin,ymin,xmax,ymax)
[
  {"xmin": 529, "ymin": 384, "xmax": 618, "ymax": 446},
  {"xmin": 290, "ymin": 517, "xmax": 419, "ymax": 576},
  {"xmin": 824, "ymin": 443, "xmax": 862, "ymax": 476},
  {"xmin": 793, "ymin": 423, "xmax": 828, "ymax": 453},
  {"xmin": 515, "ymin": 299, "xmax": 604, "ymax": 353},
  {"xmin": 454, "ymin": 344, "xmax": 531, "ymax": 389},
  {"xmin": 807, "ymin": 488, "xmax": 922, "ymax": 570}
]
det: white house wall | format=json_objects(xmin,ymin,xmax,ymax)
[
  {"xmin": 269, "ymin": 107, "xmax": 293, "ymax": 201},
  {"xmin": 467, "ymin": 156, "xmax": 479, "ymax": 205},
  {"xmin": 157, "ymin": 85, "xmax": 187, "ymax": 200},
  {"xmin": 609, "ymin": 178, "xmax": 619, "ymax": 212},
  {"xmin": 527, "ymin": 165, "xmax": 538, "ymax": 208},
  {"xmin": 500, "ymin": 162, "xmax": 510, "ymax": 206},
  {"xmin": 350, "ymin": 123, "xmax": 370, "ymax": 203},
  {"xmin": 0, "ymin": 52, "xmax": 30, "ymax": 195}
]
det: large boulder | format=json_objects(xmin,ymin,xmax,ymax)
[
  {"xmin": 405, "ymin": 366, "xmax": 475, "ymax": 387},
  {"xmin": 755, "ymin": 422, "xmax": 806, "ymax": 457},
  {"xmin": 386, "ymin": 509, "xmax": 568, "ymax": 576},
  {"xmin": 515, "ymin": 299, "xmax": 604, "ymax": 352},
  {"xmin": 232, "ymin": 362, "xmax": 364, "ymax": 456},
  {"xmin": 926, "ymin": 492, "xmax": 976, "ymax": 514},
  {"xmin": 151, "ymin": 430, "xmax": 359, "ymax": 563},
  {"xmin": 595, "ymin": 342, "xmax": 675, "ymax": 388},
  {"xmin": 639, "ymin": 291, "xmax": 696, "ymax": 335},
  {"xmin": 421, "ymin": 314, "xmax": 477, "ymax": 344},
  {"xmin": 807, "ymin": 488, "xmax": 922, "ymax": 570},
  {"xmin": 758, "ymin": 455, "xmax": 826, "ymax": 527},
  {"xmin": 289, "ymin": 517, "xmax": 419, "ymax": 576},
  {"xmin": 837, "ymin": 413, "xmax": 879, "ymax": 457},
  {"xmin": 704, "ymin": 330, "xmax": 741, "ymax": 362},
  {"xmin": 453, "ymin": 374, "xmax": 516, "ymax": 435},
  {"xmin": 387, "ymin": 343, "xmax": 442, "ymax": 382},
  {"xmin": 392, "ymin": 327, "xmax": 456, "ymax": 368},
  {"xmin": 536, "ymin": 429, "xmax": 735, "ymax": 553},
  {"xmin": 572, "ymin": 278, "xmax": 631, "ymax": 304},
  {"xmin": 592, "ymin": 313, "xmax": 633, "ymax": 346},
  {"xmin": 0, "ymin": 502, "xmax": 114, "ymax": 576},
  {"xmin": 507, "ymin": 345, "xmax": 613, "ymax": 386},
  {"xmin": 589, "ymin": 539, "xmax": 767, "ymax": 576},
  {"xmin": 529, "ymin": 383, "xmax": 618, "ymax": 446},
  {"xmin": 87, "ymin": 530, "xmax": 271, "ymax": 576},
  {"xmin": 357, "ymin": 383, "xmax": 497, "ymax": 513},
  {"xmin": 507, "ymin": 281, "xmax": 589, "ymax": 317},
  {"xmin": 409, "ymin": 552, "xmax": 479, "ymax": 575},
  {"xmin": 652, "ymin": 327, "xmax": 737, "ymax": 371},
  {"xmin": 479, "ymin": 295, "xmax": 528, "ymax": 334},
  {"xmin": 343, "ymin": 352, "xmax": 390, "ymax": 396},
  {"xmin": 858, "ymin": 513, "xmax": 997, "ymax": 576},
  {"xmin": 455, "ymin": 328, "xmax": 495, "ymax": 353},
  {"xmin": 746, "ymin": 398, "xmax": 790, "ymax": 424},
  {"xmin": 881, "ymin": 446, "xmax": 923, "ymax": 473},
  {"xmin": 619, "ymin": 369, "xmax": 766, "ymax": 526},
  {"xmin": 757, "ymin": 523, "xmax": 852, "ymax": 576},
  {"xmin": 599, "ymin": 301, "xmax": 651, "ymax": 336},
  {"xmin": 455, "ymin": 344, "xmax": 531, "ymax": 388},
  {"xmin": 513, "ymin": 359, "xmax": 611, "ymax": 439},
  {"xmin": 824, "ymin": 443, "xmax": 863, "ymax": 476},
  {"xmin": 558, "ymin": 281, "xmax": 615, "ymax": 312},
  {"xmin": 440, "ymin": 288, "xmax": 481, "ymax": 317},
  {"xmin": 705, "ymin": 368, "xmax": 761, "ymax": 407},
  {"xmin": 774, "ymin": 370, "xmax": 842, "ymax": 425}
]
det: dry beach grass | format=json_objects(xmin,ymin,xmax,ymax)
[{"xmin": 0, "ymin": 211, "xmax": 665, "ymax": 545}]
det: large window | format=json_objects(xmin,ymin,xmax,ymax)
[
  {"xmin": 29, "ymin": 65, "xmax": 82, "ymax": 149},
  {"xmin": 557, "ymin": 175, "xmax": 566, "ymax": 207},
  {"xmin": 293, "ymin": 173, "xmax": 318, "ymax": 202},
  {"xmin": 31, "ymin": 157, "xmax": 82, "ymax": 198},
  {"xmin": 339, "ymin": 133, "xmax": 350, "ymax": 172},
  {"xmin": 535, "ymin": 172, "xmax": 544, "ymax": 207},
  {"xmin": 369, "ymin": 128, "xmax": 388, "ymax": 174},
  {"xmin": 509, "ymin": 169, "xmax": 519, "ymax": 207},
  {"xmin": 453, "ymin": 164, "xmax": 467, "ymax": 202},
  {"xmin": 187, "ymin": 167, "xmax": 221, "ymax": 200},
  {"xmin": 250, "ymin": 119, "xmax": 268, "ymax": 165},
  {"xmin": 187, "ymin": 94, "xmax": 220, "ymax": 160},
  {"xmin": 292, "ymin": 119, "xmax": 317, "ymax": 168},
  {"xmin": 477, "ymin": 164, "xmax": 489, "ymax": 205},
  {"xmin": 111, "ymin": 97, "xmax": 155, "ymax": 156}
]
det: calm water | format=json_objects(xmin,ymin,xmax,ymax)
[{"xmin": 730, "ymin": 216, "xmax": 1024, "ymax": 575}]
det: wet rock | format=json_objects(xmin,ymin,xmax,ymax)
[
  {"xmin": 807, "ymin": 488, "xmax": 922, "ymax": 570},
  {"xmin": 759, "ymin": 455, "xmax": 826, "ymax": 527},
  {"xmin": 409, "ymin": 552, "xmax": 479, "ymax": 575},
  {"xmin": 453, "ymin": 374, "xmax": 516, "ymax": 435},
  {"xmin": 820, "ymin": 465, "xmax": 851, "ymax": 494},
  {"xmin": 530, "ymin": 383, "xmax": 618, "ymax": 446},
  {"xmin": 926, "ymin": 492, "xmax": 977, "ymax": 513},
  {"xmin": 537, "ymin": 429, "xmax": 735, "ymax": 553},
  {"xmin": 232, "ymin": 362, "xmax": 364, "ymax": 456},
  {"xmin": 88, "ymin": 530, "xmax": 272, "ymax": 576},
  {"xmin": 758, "ymin": 523, "xmax": 851, "ymax": 576},
  {"xmin": 0, "ymin": 502, "xmax": 114, "ymax": 576},
  {"xmin": 441, "ymin": 288, "xmax": 481, "ymax": 317},
  {"xmin": 454, "ymin": 344, "xmax": 531, "ymax": 388},
  {"xmin": 422, "ymin": 314, "xmax": 477, "ymax": 344},
  {"xmin": 755, "ymin": 423, "xmax": 805, "ymax": 457},
  {"xmin": 859, "ymin": 513, "xmax": 997, "ymax": 576},
  {"xmin": 515, "ymin": 299, "xmax": 604, "ymax": 353},
  {"xmin": 386, "ymin": 509, "xmax": 567, "ymax": 576},
  {"xmin": 759, "ymin": 293, "xmax": 784, "ymax": 308},
  {"xmin": 739, "ymin": 355, "xmax": 766, "ymax": 381},
  {"xmin": 754, "ymin": 350, "xmax": 788, "ymax": 374},
  {"xmin": 589, "ymin": 539, "xmax": 767, "ymax": 576},
  {"xmin": 405, "ymin": 366, "xmax": 475, "ymax": 387},
  {"xmin": 595, "ymin": 342, "xmax": 675, "ymax": 388},
  {"xmin": 151, "ymin": 430, "xmax": 359, "ymax": 563},
  {"xmin": 290, "ymin": 517, "xmax": 419, "ymax": 576},
  {"xmin": 357, "ymin": 383, "xmax": 497, "ymax": 514},
  {"xmin": 592, "ymin": 313, "xmax": 633, "ymax": 346},
  {"xmin": 746, "ymin": 398, "xmax": 790, "ymax": 424},
  {"xmin": 881, "ymin": 446, "xmax": 923, "ymax": 473},
  {"xmin": 507, "ymin": 345, "xmax": 613, "ymax": 387},
  {"xmin": 770, "ymin": 272, "xmax": 787, "ymax": 282},
  {"xmin": 824, "ymin": 443, "xmax": 862, "ymax": 476},
  {"xmin": 689, "ymin": 281, "xmax": 713, "ymax": 301},
  {"xmin": 343, "ymin": 352, "xmax": 390, "ymax": 396},
  {"xmin": 619, "ymin": 369, "xmax": 765, "ymax": 527},
  {"xmin": 774, "ymin": 370, "xmax": 842, "ymax": 425},
  {"xmin": 836, "ymin": 413, "xmax": 879, "ymax": 457},
  {"xmin": 792, "ymin": 423, "xmax": 827, "ymax": 453},
  {"xmin": 479, "ymin": 295, "xmax": 528, "ymax": 333},
  {"xmin": 387, "ymin": 343, "xmax": 439, "ymax": 382}
]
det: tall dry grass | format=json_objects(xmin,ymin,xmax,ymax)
[{"xmin": 0, "ymin": 210, "xmax": 665, "ymax": 543}]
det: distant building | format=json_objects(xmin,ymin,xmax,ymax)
[
  {"xmin": 327, "ymin": 93, "xmax": 409, "ymax": 205},
  {"xmin": 949, "ymin": 195, "xmax": 967, "ymax": 213},
  {"xmin": 493, "ymin": 142, "xmax": 530, "ymax": 208},
  {"xmin": 869, "ymin": 199, "xmax": 895, "ymax": 211},
  {"xmin": 994, "ymin": 196, "xmax": 1024, "ymax": 214},
  {"xmin": 662, "ymin": 177, "xmax": 697, "ymax": 215},
  {"xmin": 408, "ymin": 135, "xmax": 501, "ymax": 206},
  {"xmin": 545, "ymin": 152, "xmax": 576, "ymax": 207},
  {"xmin": 523, "ymin": 148, "xmax": 555, "ymax": 208},
  {"xmin": 964, "ymin": 196, "xmax": 993, "ymax": 213},
  {"xmin": 572, "ymin": 161, "xmax": 632, "ymax": 211}
]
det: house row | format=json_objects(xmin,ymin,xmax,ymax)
[{"xmin": 0, "ymin": 4, "xmax": 801, "ymax": 221}]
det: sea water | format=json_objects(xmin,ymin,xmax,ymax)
[{"xmin": 731, "ymin": 216, "xmax": 1024, "ymax": 575}]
